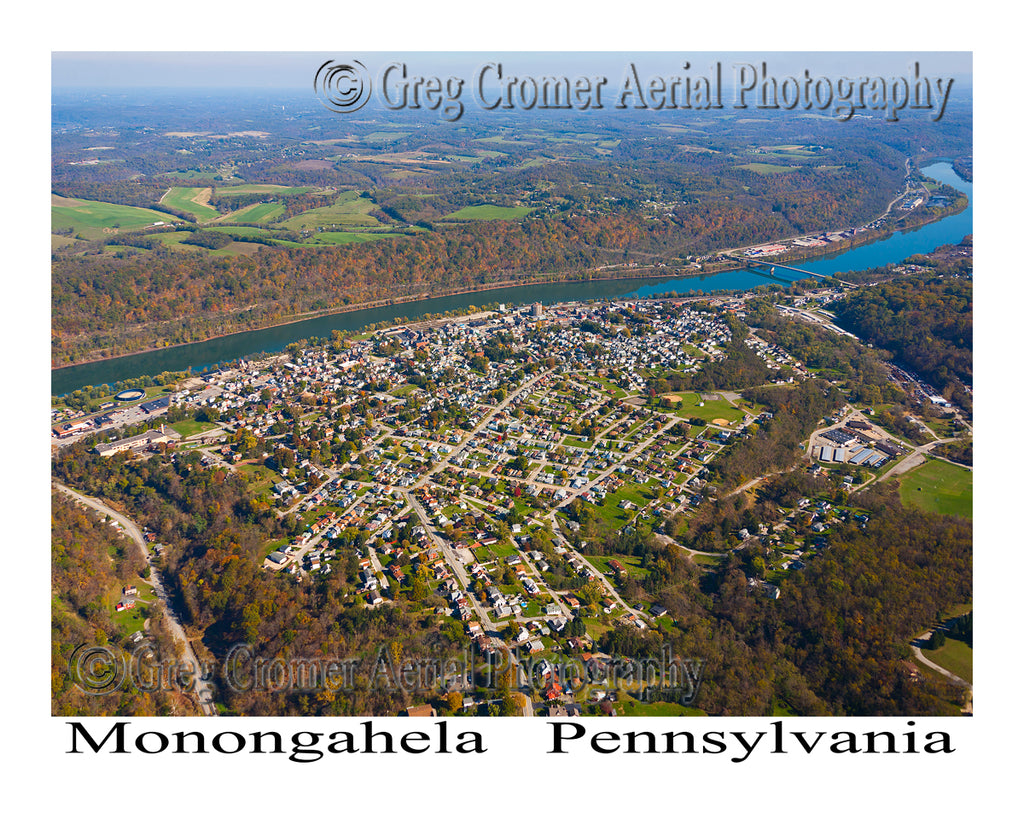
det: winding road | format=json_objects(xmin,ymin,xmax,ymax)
[{"xmin": 53, "ymin": 481, "xmax": 218, "ymax": 716}]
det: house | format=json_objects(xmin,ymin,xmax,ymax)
[
  {"xmin": 544, "ymin": 682, "xmax": 563, "ymax": 700},
  {"xmin": 404, "ymin": 704, "xmax": 437, "ymax": 717}
]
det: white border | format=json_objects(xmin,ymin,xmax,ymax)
[{"xmin": 18, "ymin": 1, "xmax": 1016, "ymax": 813}]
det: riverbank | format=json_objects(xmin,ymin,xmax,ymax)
[
  {"xmin": 52, "ymin": 195, "xmax": 966, "ymax": 372},
  {"xmin": 51, "ymin": 161, "xmax": 971, "ymax": 395}
]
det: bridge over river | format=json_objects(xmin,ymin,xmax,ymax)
[{"xmin": 732, "ymin": 256, "xmax": 856, "ymax": 288}]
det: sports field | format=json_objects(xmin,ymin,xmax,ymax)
[
  {"xmin": 899, "ymin": 458, "xmax": 973, "ymax": 518},
  {"xmin": 665, "ymin": 392, "xmax": 745, "ymax": 424}
]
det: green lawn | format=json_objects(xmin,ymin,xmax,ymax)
[
  {"xmin": 923, "ymin": 637, "xmax": 972, "ymax": 684},
  {"xmin": 160, "ymin": 187, "xmax": 220, "ymax": 221},
  {"xmin": 237, "ymin": 463, "xmax": 279, "ymax": 494},
  {"xmin": 617, "ymin": 698, "xmax": 706, "ymax": 716},
  {"xmin": 899, "ymin": 458, "xmax": 973, "ymax": 519},
  {"xmin": 110, "ymin": 597, "xmax": 150, "ymax": 635},
  {"xmin": 562, "ymin": 436, "xmax": 595, "ymax": 449},
  {"xmin": 442, "ymin": 205, "xmax": 534, "ymax": 221},
  {"xmin": 586, "ymin": 552, "xmax": 648, "ymax": 580}
]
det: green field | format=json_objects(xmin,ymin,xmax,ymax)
[
  {"xmin": 899, "ymin": 458, "xmax": 973, "ymax": 518},
  {"xmin": 151, "ymin": 231, "xmax": 206, "ymax": 251},
  {"xmin": 361, "ymin": 131, "xmax": 412, "ymax": 143},
  {"xmin": 923, "ymin": 637, "xmax": 972, "ymax": 684},
  {"xmin": 227, "ymin": 201, "xmax": 286, "ymax": 223},
  {"xmin": 474, "ymin": 135, "xmax": 531, "ymax": 145},
  {"xmin": 277, "ymin": 192, "xmax": 380, "ymax": 230},
  {"xmin": 169, "ymin": 419, "xmax": 220, "ymax": 439},
  {"xmin": 207, "ymin": 225, "xmax": 277, "ymax": 238},
  {"xmin": 302, "ymin": 231, "xmax": 406, "ymax": 245},
  {"xmin": 161, "ymin": 187, "xmax": 220, "ymax": 221},
  {"xmin": 159, "ymin": 170, "xmax": 222, "ymax": 181},
  {"xmin": 52, "ymin": 199, "xmax": 173, "ymax": 239},
  {"xmin": 737, "ymin": 163, "xmax": 796, "ymax": 175},
  {"xmin": 215, "ymin": 184, "xmax": 314, "ymax": 196},
  {"xmin": 442, "ymin": 205, "xmax": 534, "ymax": 221}
]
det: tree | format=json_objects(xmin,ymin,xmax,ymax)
[{"xmin": 501, "ymin": 691, "xmax": 526, "ymax": 716}]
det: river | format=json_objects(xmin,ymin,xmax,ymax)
[{"xmin": 51, "ymin": 161, "xmax": 971, "ymax": 396}]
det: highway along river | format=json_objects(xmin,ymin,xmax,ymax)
[{"xmin": 52, "ymin": 162, "xmax": 971, "ymax": 396}]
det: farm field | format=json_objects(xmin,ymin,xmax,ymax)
[
  {"xmin": 216, "ymin": 202, "xmax": 286, "ymax": 223},
  {"xmin": 151, "ymin": 231, "xmax": 205, "ymax": 250},
  {"xmin": 215, "ymin": 184, "xmax": 315, "ymax": 196},
  {"xmin": 245, "ymin": 202, "xmax": 287, "ymax": 222},
  {"xmin": 206, "ymin": 225, "xmax": 281, "ymax": 240},
  {"xmin": 301, "ymin": 231, "xmax": 406, "ymax": 245},
  {"xmin": 51, "ymin": 198, "xmax": 174, "ymax": 239},
  {"xmin": 442, "ymin": 205, "xmax": 535, "ymax": 221},
  {"xmin": 161, "ymin": 186, "xmax": 220, "ymax": 221},
  {"xmin": 737, "ymin": 163, "xmax": 796, "ymax": 174},
  {"xmin": 898, "ymin": 458, "xmax": 973, "ymax": 519},
  {"xmin": 276, "ymin": 192, "xmax": 380, "ymax": 230}
]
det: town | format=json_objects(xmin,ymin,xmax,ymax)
[{"xmin": 52, "ymin": 281, "xmax": 972, "ymax": 715}]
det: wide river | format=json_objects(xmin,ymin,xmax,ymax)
[{"xmin": 52, "ymin": 162, "xmax": 971, "ymax": 396}]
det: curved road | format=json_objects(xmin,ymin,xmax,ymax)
[
  {"xmin": 911, "ymin": 629, "xmax": 972, "ymax": 715},
  {"xmin": 53, "ymin": 481, "xmax": 218, "ymax": 716}
]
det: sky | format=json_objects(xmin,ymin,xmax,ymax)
[{"xmin": 51, "ymin": 51, "xmax": 973, "ymax": 90}]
